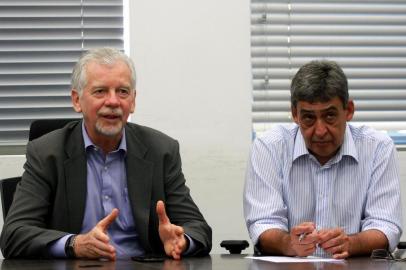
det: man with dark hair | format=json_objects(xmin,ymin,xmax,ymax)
[
  {"xmin": 244, "ymin": 60, "xmax": 402, "ymax": 259},
  {"xmin": 0, "ymin": 47, "xmax": 212, "ymax": 260}
]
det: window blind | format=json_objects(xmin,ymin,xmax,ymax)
[
  {"xmin": 0, "ymin": 0, "xmax": 124, "ymax": 152},
  {"xmin": 251, "ymin": 0, "xmax": 406, "ymax": 138}
]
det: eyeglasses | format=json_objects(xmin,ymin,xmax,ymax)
[{"xmin": 371, "ymin": 249, "xmax": 406, "ymax": 262}]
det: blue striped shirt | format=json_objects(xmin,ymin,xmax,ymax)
[{"xmin": 244, "ymin": 123, "xmax": 403, "ymax": 256}]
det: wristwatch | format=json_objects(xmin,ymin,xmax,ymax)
[{"xmin": 65, "ymin": 235, "xmax": 77, "ymax": 258}]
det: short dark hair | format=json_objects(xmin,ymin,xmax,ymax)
[{"xmin": 290, "ymin": 60, "xmax": 349, "ymax": 109}]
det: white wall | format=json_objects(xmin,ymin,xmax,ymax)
[{"xmin": 127, "ymin": 0, "xmax": 252, "ymax": 253}]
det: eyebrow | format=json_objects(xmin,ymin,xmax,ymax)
[{"xmin": 300, "ymin": 105, "xmax": 338, "ymax": 114}]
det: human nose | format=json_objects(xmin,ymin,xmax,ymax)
[
  {"xmin": 105, "ymin": 90, "xmax": 120, "ymax": 107},
  {"xmin": 314, "ymin": 119, "xmax": 327, "ymax": 137}
]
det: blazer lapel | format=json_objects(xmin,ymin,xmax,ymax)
[
  {"xmin": 125, "ymin": 125, "xmax": 154, "ymax": 251},
  {"xmin": 64, "ymin": 121, "xmax": 87, "ymax": 233},
  {"xmin": 61, "ymin": 122, "xmax": 155, "ymax": 242}
]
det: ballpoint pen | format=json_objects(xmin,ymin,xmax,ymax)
[
  {"xmin": 299, "ymin": 229, "xmax": 317, "ymax": 242},
  {"xmin": 298, "ymin": 233, "xmax": 307, "ymax": 242}
]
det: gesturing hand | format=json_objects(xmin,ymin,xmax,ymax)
[
  {"xmin": 157, "ymin": 200, "xmax": 188, "ymax": 260},
  {"xmin": 74, "ymin": 208, "xmax": 119, "ymax": 261}
]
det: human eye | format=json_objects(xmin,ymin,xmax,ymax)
[
  {"xmin": 117, "ymin": 88, "xmax": 131, "ymax": 98},
  {"xmin": 91, "ymin": 88, "xmax": 106, "ymax": 97},
  {"xmin": 300, "ymin": 114, "xmax": 315, "ymax": 127},
  {"xmin": 325, "ymin": 111, "xmax": 338, "ymax": 124}
]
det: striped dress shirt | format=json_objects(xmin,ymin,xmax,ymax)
[{"xmin": 244, "ymin": 123, "xmax": 403, "ymax": 257}]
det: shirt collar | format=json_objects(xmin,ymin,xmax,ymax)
[
  {"xmin": 293, "ymin": 123, "xmax": 358, "ymax": 163},
  {"xmin": 293, "ymin": 125, "xmax": 309, "ymax": 161},
  {"xmin": 339, "ymin": 123, "xmax": 358, "ymax": 162},
  {"xmin": 81, "ymin": 121, "xmax": 127, "ymax": 154}
]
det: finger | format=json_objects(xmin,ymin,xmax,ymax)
[
  {"xmin": 173, "ymin": 225, "xmax": 184, "ymax": 236},
  {"xmin": 300, "ymin": 234, "xmax": 318, "ymax": 245},
  {"xmin": 172, "ymin": 250, "xmax": 181, "ymax": 260},
  {"xmin": 318, "ymin": 231, "xmax": 338, "ymax": 244},
  {"xmin": 297, "ymin": 243, "xmax": 316, "ymax": 254},
  {"xmin": 323, "ymin": 242, "xmax": 348, "ymax": 256},
  {"xmin": 319, "ymin": 230, "xmax": 346, "ymax": 249},
  {"xmin": 292, "ymin": 225, "xmax": 317, "ymax": 239},
  {"xmin": 319, "ymin": 228, "xmax": 342, "ymax": 240},
  {"xmin": 91, "ymin": 239, "xmax": 116, "ymax": 254},
  {"xmin": 175, "ymin": 237, "xmax": 186, "ymax": 251},
  {"xmin": 76, "ymin": 237, "xmax": 116, "ymax": 260},
  {"xmin": 320, "ymin": 238, "xmax": 340, "ymax": 250},
  {"xmin": 294, "ymin": 232, "xmax": 318, "ymax": 245},
  {"xmin": 98, "ymin": 208, "xmax": 119, "ymax": 230},
  {"xmin": 292, "ymin": 225, "xmax": 315, "ymax": 234},
  {"xmin": 333, "ymin": 251, "xmax": 349, "ymax": 259},
  {"xmin": 176, "ymin": 244, "xmax": 186, "ymax": 256},
  {"xmin": 90, "ymin": 247, "xmax": 116, "ymax": 261},
  {"xmin": 92, "ymin": 229, "xmax": 110, "ymax": 244},
  {"xmin": 156, "ymin": 200, "xmax": 170, "ymax": 225}
]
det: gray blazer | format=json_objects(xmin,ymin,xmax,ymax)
[{"xmin": 0, "ymin": 121, "xmax": 212, "ymax": 258}]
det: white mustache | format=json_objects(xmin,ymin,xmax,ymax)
[{"xmin": 97, "ymin": 108, "xmax": 123, "ymax": 117}]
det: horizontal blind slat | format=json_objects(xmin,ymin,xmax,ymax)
[
  {"xmin": 0, "ymin": 0, "xmax": 123, "ymax": 147},
  {"xmin": 251, "ymin": 0, "xmax": 406, "ymax": 134}
]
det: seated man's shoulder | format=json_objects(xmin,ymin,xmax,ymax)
[
  {"xmin": 349, "ymin": 124, "xmax": 394, "ymax": 146},
  {"xmin": 257, "ymin": 123, "xmax": 298, "ymax": 145},
  {"xmin": 126, "ymin": 122, "xmax": 177, "ymax": 148}
]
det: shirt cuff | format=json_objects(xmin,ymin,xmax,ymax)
[
  {"xmin": 48, "ymin": 234, "xmax": 73, "ymax": 258},
  {"xmin": 182, "ymin": 233, "xmax": 196, "ymax": 256}
]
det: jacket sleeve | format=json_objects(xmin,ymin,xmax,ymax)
[
  {"xmin": 162, "ymin": 140, "xmax": 212, "ymax": 256},
  {"xmin": 0, "ymin": 141, "xmax": 67, "ymax": 258}
]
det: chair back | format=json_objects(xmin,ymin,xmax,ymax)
[
  {"xmin": 0, "ymin": 119, "xmax": 79, "ymax": 219},
  {"xmin": 0, "ymin": 177, "xmax": 21, "ymax": 219},
  {"xmin": 28, "ymin": 118, "xmax": 79, "ymax": 141}
]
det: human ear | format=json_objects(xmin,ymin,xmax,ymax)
[
  {"xmin": 345, "ymin": 100, "xmax": 355, "ymax": 121},
  {"xmin": 291, "ymin": 106, "xmax": 299, "ymax": 124},
  {"xmin": 71, "ymin": 89, "xmax": 82, "ymax": 113}
]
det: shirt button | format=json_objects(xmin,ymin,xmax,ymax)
[
  {"xmin": 104, "ymin": 195, "xmax": 109, "ymax": 200},
  {"xmin": 104, "ymin": 166, "xmax": 108, "ymax": 171}
]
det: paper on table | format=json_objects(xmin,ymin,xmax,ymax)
[{"xmin": 246, "ymin": 256, "xmax": 345, "ymax": 263}]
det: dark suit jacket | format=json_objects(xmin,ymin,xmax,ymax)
[{"xmin": 0, "ymin": 121, "xmax": 212, "ymax": 258}]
